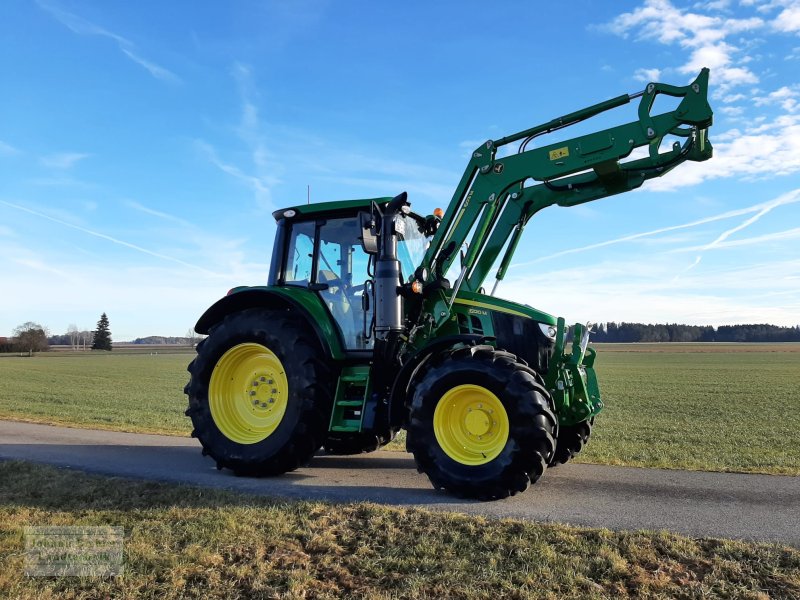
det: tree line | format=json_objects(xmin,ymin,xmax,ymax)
[
  {"xmin": 1, "ymin": 313, "xmax": 113, "ymax": 354},
  {"xmin": 592, "ymin": 322, "xmax": 800, "ymax": 343}
]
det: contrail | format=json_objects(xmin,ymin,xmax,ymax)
[
  {"xmin": 513, "ymin": 188, "xmax": 800, "ymax": 268},
  {"xmin": 680, "ymin": 189, "xmax": 800, "ymax": 275},
  {"xmin": 0, "ymin": 200, "xmax": 224, "ymax": 277}
]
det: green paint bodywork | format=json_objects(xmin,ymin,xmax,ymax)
[
  {"xmin": 199, "ymin": 69, "xmax": 714, "ymax": 433},
  {"xmin": 545, "ymin": 319, "xmax": 603, "ymax": 425},
  {"xmin": 197, "ymin": 285, "xmax": 347, "ymax": 360},
  {"xmin": 421, "ymin": 69, "xmax": 713, "ymax": 293},
  {"xmin": 276, "ymin": 197, "xmax": 393, "ymax": 219},
  {"xmin": 329, "ymin": 365, "xmax": 371, "ymax": 432}
]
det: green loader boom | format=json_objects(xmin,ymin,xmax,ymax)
[
  {"xmin": 186, "ymin": 69, "xmax": 714, "ymax": 500},
  {"xmin": 424, "ymin": 68, "xmax": 712, "ymax": 295}
]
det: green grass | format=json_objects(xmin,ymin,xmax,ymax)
[
  {"xmin": 580, "ymin": 344, "xmax": 800, "ymax": 475},
  {"xmin": 2, "ymin": 461, "xmax": 798, "ymax": 599},
  {"xmin": 0, "ymin": 351, "xmax": 192, "ymax": 435},
  {"xmin": 1, "ymin": 344, "xmax": 799, "ymax": 474}
]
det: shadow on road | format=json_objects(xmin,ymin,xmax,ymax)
[{"xmin": 0, "ymin": 442, "xmax": 467, "ymax": 507}]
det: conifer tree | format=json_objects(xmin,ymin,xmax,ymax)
[{"xmin": 91, "ymin": 312, "xmax": 112, "ymax": 351}]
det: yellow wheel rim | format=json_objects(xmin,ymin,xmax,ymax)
[
  {"xmin": 209, "ymin": 343, "xmax": 289, "ymax": 444},
  {"xmin": 433, "ymin": 384, "xmax": 509, "ymax": 465}
]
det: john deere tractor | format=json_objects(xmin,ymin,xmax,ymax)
[{"xmin": 186, "ymin": 69, "xmax": 713, "ymax": 499}]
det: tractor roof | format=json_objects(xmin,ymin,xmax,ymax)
[{"xmin": 272, "ymin": 197, "xmax": 393, "ymax": 221}]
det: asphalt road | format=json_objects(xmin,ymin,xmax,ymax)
[{"xmin": 1, "ymin": 420, "xmax": 798, "ymax": 546}]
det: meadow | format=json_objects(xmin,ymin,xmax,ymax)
[
  {"xmin": 2, "ymin": 461, "xmax": 798, "ymax": 599},
  {"xmin": 1, "ymin": 343, "xmax": 799, "ymax": 474}
]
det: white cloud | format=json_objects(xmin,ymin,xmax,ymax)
[
  {"xmin": 676, "ymin": 189, "xmax": 800, "ymax": 273},
  {"xmin": 195, "ymin": 63, "xmax": 285, "ymax": 210},
  {"xmin": 604, "ymin": 0, "xmax": 764, "ymax": 95},
  {"xmin": 36, "ymin": 1, "xmax": 180, "ymax": 83},
  {"xmin": 195, "ymin": 140, "xmax": 278, "ymax": 210},
  {"xmin": 40, "ymin": 152, "xmax": 90, "ymax": 170},
  {"xmin": 502, "ymin": 256, "xmax": 800, "ymax": 326},
  {"xmin": 634, "ymin": 67, "xmax": 662, "ymax": 82},
  {"xmin": 514, "ymin": 189, "xmax": 800, "ymax": 266},
  {"xmin": 0, "ymin": 140, "xmax": 20, "ymax": 156},
  {"xmin": 753, "ymin": 85, "xmax": 800, "ymax": 112},
  {"xmin": 642, "ymin": 112, "xmax": 800, "ymax": 190},
  {"xmin": 719, "ymin": 106, "xmax": 744, "ymax": 117},
  {"xmin": 722, "ymin": 93, "xmax": 746, "ymax": 103},
  {"xmin": 674, "ymin": 227, "xmax": 800, "ymax": 251},
  {"xmin": 125, "ymin": 200, "xmax": 195, "ymax": 228},
  {"xmin": 0, "ymin": 199, "xmax": 222, "ymax": 277},
  {"xmin": 119, "ymin": 48, "xmax": 179, "ymax": 83},
  {"xmin": 773, "ymin": 4, "xmax": 800, "ymax": 32}
]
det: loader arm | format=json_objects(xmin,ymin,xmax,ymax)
[{"xmin": 421, "ymin": 68, "xmax": 713, "ymax": 294}]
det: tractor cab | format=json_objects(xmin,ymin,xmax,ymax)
[{"xmin": 267, "ymin": 199, "xmax": 430, "ymax": 351}]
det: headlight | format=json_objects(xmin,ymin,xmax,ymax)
[{"xmin": 538, "ymin": 323, "xmax": 557, "ymax": 340}]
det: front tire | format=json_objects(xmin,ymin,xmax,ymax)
[
  {"xmin": 406, "ymin": 345, "xmax": 557, "ymax": 500},
  {"xmin": 185, "ymin": 308, "xmax": 333, "ymax": 476},
  {"xmin": 549, "ymin": 418, "xmax": 594, "ymax": 467}
]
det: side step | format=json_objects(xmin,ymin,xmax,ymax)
[{"xmin": 328, "ymin": 365, "xmax": 371, "ymax": 433}]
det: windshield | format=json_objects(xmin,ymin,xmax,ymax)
[{"xmin": 396, "ymin": 213, "xmax": 429, "ymax": 281}]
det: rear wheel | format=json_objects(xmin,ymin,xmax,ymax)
[
  {"xmin": 549, "ymin": 418, "xmax": 594, "ymax": 467},
  {"xmin": 406, "ymin": 345, "xmax": 557, "ymax": 500},
  {"xmin": 185, "ymin": 308, "xmax": 333, "ymax": 476}
]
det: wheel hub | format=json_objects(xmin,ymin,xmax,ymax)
[
  {"xmin": 433, "ymin": 384, "xmax": 509, "ymax": 466},
  {"xmin": 209, "ymin": 343, "xmax": 289, "ymax": 444},
  {"xmin": 464, "ymin": 407, "xmax": 492, "ymax": 437}
]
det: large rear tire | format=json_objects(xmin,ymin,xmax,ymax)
[
  {"xmin": 549, "ymin": 418, "xmax": 594, "ymax": 467},
  {"xmin": 185, "ymin": 308, "xmax": 333, "ymax": 476},
  {"xmin": 406, "ymin": 345, "xmax": 557, "ymax": 500}
]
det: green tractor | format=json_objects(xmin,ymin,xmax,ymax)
[{"xmin": 186, "ymin": 69, "xmax": 713, "ymax": 499}]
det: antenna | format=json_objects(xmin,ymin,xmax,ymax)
[{"xmin": 307, "ymin": 184, "xmax": 310, "ymax": 205}]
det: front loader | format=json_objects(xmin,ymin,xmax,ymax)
[{"xmin": 185, "ymin": 69, "xmax": 713, "ymax": 499}]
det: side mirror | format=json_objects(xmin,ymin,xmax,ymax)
[{"xmin": 358, "ymin": 211, "xmax": 378, "ymax": 254}]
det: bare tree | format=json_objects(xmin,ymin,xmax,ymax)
[
  {"xmin": 78, "ymin": 329, "xmax": 92, "ymax": 351},
  {"xmin": 68, "ymin": 323, "xmax": 79, "ymax": 350},
  {"xmin": 185, "ymin": 328, "xmax": 201, "ymax": 348},
  {"xmin": 13, "ymin": 322, "xmax": 50, "ymax": 356}
]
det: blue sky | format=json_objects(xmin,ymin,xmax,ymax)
[{"xmin": 1, "ymin": 0, "xmax": 799, "ymax": 340}]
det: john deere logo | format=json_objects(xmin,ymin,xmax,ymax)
[{"xmin": 493, "ymin": 163, "xmax": 504, "ymax": 174}]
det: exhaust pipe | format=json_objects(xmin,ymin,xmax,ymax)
[{"xmin": 374, "ymin": 191, "xmax": 407, "ymax": 339}]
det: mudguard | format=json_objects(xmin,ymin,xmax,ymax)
[{"xmin": 195, "ymin": 286, "xmax": 346, "ymax": 360}]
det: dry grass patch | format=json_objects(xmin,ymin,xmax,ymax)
[{"xmin": 1, "ymin": 461, "xmax": 798, "ymax": 599}]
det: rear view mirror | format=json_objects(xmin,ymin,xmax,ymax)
[{"xmin": 359, "ymin": 211, "xmax": 378, "ymax": 254}]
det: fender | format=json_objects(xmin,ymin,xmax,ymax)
[
  {"xmin": 387, "ymin": 334, "xmax": 490, "ymax": 428},
  {"xmin": 195, "ymin": 286, "xmax": 346, "ymax": 360}
]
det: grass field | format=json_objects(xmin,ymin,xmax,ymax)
[
  {"xmin": 2, "ymin": 461, "xmax": 798, "ymax": 599},
  {"xmin": 1, "ymin": 344, "xmax": 799, "ymax": 474}
]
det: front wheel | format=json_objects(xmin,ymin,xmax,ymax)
[
  {"xmin": 185, "ymin": 308, "xmax": 333, "ymax": 476},
  {"xmin": 406, "ymin": 345, "xmax": 557, "ymax": 500},
  {"xmin": 549, "ymin": 418, "xmax": 594, "ymax": 467}
]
